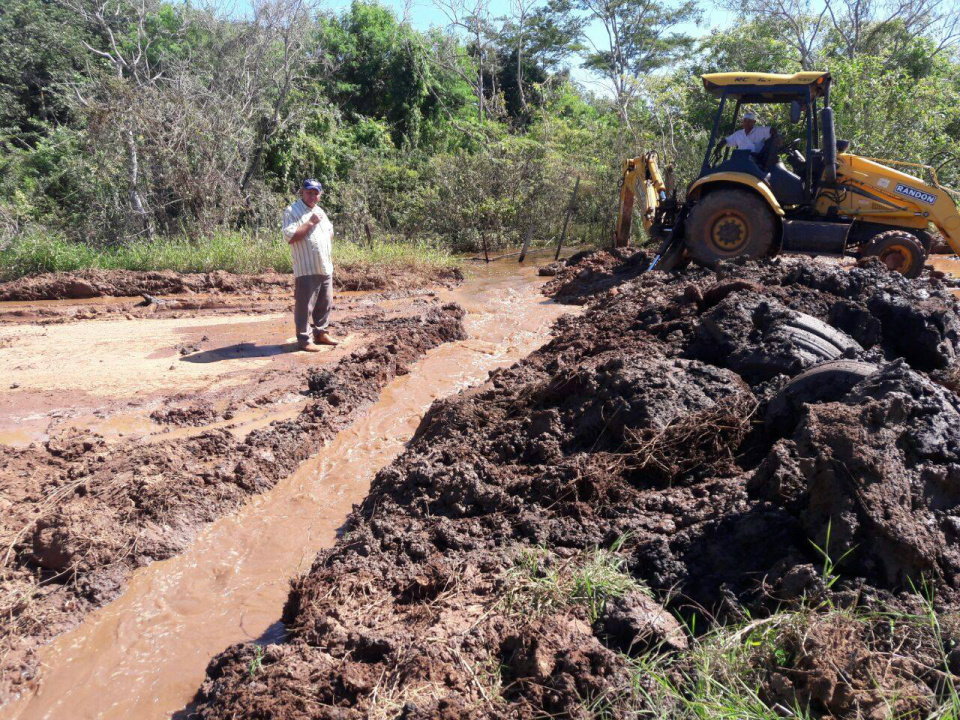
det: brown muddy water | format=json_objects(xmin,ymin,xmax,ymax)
[{"xmin": 7, "ymin": 257, "xmax": 575, "ymax": 720}]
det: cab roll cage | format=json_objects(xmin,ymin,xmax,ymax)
[{"xmin": 700, "ymin": 84, "xmax": 832, "ymax": 204}]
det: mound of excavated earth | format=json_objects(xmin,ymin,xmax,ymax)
[
  {"xmin": 0, "ymin": 303, "xmax": 466, "ymax": 704},
  {"xmin": 0, "ymin": 265, "xmax": 463, "ymax": 301},
  {"xmin": 187, "ymin": 254, "xmax": 960, "ymax": 718}
]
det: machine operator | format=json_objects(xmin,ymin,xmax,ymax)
[{"xmin": 722, "ymin": 111, "xmax": 778, "ymax": 153}]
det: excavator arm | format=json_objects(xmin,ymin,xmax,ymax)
[{"xmin": 612, "ymin": 152, "xmax": 669, "ymax": 248}]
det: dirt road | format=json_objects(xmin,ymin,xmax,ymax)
[
  {"xmin": 1, "ymin": 254, "xmax": 574, "ymax": 718},
  {"xmin": 8, "ymin": 250, "xmax": 960, "ymax": 719}
]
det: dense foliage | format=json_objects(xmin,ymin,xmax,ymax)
[{"xmin": 1, "ymin": 0, "xmax": 959, "ymax": 264}]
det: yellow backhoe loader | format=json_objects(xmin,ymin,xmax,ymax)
[{"xmin": 615, "ymin": 71, "xmax": 960, "ymax": 277}]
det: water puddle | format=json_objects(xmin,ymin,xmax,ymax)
[{"xmin": 9, "ymin": 257, "xmax": 574, "ymax": 720}]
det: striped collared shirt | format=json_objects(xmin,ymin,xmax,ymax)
[{"xmin": 282, "ymin": 199, "xmax": 334, "ymax": 277}]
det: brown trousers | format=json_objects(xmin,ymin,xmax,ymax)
[{"xmin": 294, "ymin": 274, "xmax": 333, "ymax": 343}]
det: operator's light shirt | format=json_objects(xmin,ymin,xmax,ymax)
[
  {"xmin": 725, "ymin": 125, "xmax": 772, "ymax": 153},
  {"xmin": 282, "ymin": 199, "xmax": 334, "ymax": 278}
]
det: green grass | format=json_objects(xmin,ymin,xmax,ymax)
[
  {"xmin": 504, "ymin": 538, "xmax": 648, "ymax": 624},
  {"xmin": 607, "ymin": 597, "xmax": 960, "ymax": 720},
  {"xmin": 621, "ymin": 613, "xmax": 812, "ymax": 720},
  {"xmin": 0, "ymin": 231, "xmax": 458, "ymax": 281}
]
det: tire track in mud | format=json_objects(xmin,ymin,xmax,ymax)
[
  {"xmin": 5, "ymin": 262, "xmax": 573, "ymax": 719},
  {"xmin": 0, "ymin": 300, "xmax": 466, "ymax": 708}
]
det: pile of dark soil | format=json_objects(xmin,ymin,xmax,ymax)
[
  {"xmin": 187, "ymin": 252, "xmax": 960, "ymax": 718},
  {"xmin": 0, "ymin": 265, "xmax": 463, "ymax": 301},
  {"xmin": 542, "ymin": 247, "xmax": 650, "ymax": 303},
  {"xmin": 0, "ymin": 302, "xmax": 466, "ymax": 704}
]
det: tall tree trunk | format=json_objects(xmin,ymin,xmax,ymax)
[
  {"xmin": 517, "ymin": 42, "xmax": 526, "ymax": 112},
  {"xmin": 125, "ymin": 126, "xmax": 153, "ymax": 239},
  {"xmin": 478, "ymin": 49, "xmax": 485, "ymax": 121}
]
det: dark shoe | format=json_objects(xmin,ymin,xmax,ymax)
[
  {"xmin": 297, "ymin": 341, "xmax": 322, "ymax": 353},
  {"xmin": 313, "ymin": 332, "xmax": 340, "ymax": 346}
]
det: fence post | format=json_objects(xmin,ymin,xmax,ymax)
[
  {"xmin": 555, "ymin": 176, "xmax": 580, "ymax": 261},
  {"xmin": 518, "ymin": 212, "xmax": 535, "ymax": 263}
]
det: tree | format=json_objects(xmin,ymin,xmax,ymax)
[
  {"xmin": 433, "ymin": 0, "xmax": 503, "ymax": 121},
  {"xmin": 579, "ymin": 0, "xmax": 700, "ymax": 129},
  {"xmin": 0, "ymin": 0, "xmax": 91, "ymax": 144},
  {"xmin": 697, "ymin": 19, "xmax": 802, "ymax": 73},
  {"xmin": 314, "ymin": 2, "xmax": 469, "ymax": 147},
  {"xmin": 498, "ymin": 0, "xmax": 584, "ymax": 118},
  {"xmin": 60, "ymin": 0, "xmax": 170, "ymax": 236},
  {"xmin": 823, "ymin": 0, "xmax": 960, "ymax": 61},
  {"xmin": 718, "ymin": 0, "xmax": 829, "ymax": 69}
]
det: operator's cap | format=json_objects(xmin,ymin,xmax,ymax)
[
  {"xmin": 743, "ymin": 111, "xmax": 757, "ymax": 121},
  {"xmin": 302, "ymin": 178, "xmax": 323, "ymax": 192}
]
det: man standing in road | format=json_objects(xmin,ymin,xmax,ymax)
[{"xmin": 282, "ymin": 179, "xmax": 340, "ymax": 352}]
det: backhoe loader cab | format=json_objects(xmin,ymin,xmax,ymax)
[
  {"xmin": 697, "ymin": 72, "xmax": 830, "ymax": 208},
  {"xmin": 617, "ymin": 71, "xmax": 960, "ymax": 278}
]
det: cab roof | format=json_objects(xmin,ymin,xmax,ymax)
[{"xmin": 701, "ymin": 72, "xmax": 831, "ymax": 102}]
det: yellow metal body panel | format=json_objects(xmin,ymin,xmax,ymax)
[
  {"xmin": 818, "ymin": 154, "xmax": 960, "ymax": 253},
  {"xmin": 702, "ymin": 71, "xmax": 830, "ymax": 97},
  {"xmin": 688, "ymin": 173, "xmax": 785, "ymax": 216}
]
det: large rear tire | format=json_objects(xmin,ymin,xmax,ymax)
[
  {"xmin": 861, "ymin": 230, "xmax": 926, "ymax": 279},
  {"xmin": 686, "ymin": 189, "xmax": 776, "ymax": 267}
]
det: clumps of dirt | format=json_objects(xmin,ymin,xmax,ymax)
[
  {"xmin": 597, "ymin": 590, "xmax": 689, "ymax": 654},
  {"xmin": 687, "ymin": 293, "xmax": 862, "ymax": 383},
  {"xmin": 182, "ymin": 253, "xmax": 960, "ymax": 718},
  {"xmin": 0, "ymin": 301, "xmax": 466, "ymax": 704},
  {"xmin": 150, "ymin": 400, "xmax": 225, "ymax": 427},
  {"xmin": 306, "ymin": 368, "xmax": 341, "ymax": 396},
  {"xmin": 752, "ymin": 360, "xmax": 960, "ymax": 589},
  {"xmin": 0, "ymin": 265, "xmax": 463, "ymax": 301},
  {"xmin": 767, "ymin": 612, "xmax": 940, "ymax": 718},
  {"xmin": 0, "ymin": 269, "xmax": 289, "ymax": 301},
  {"xmin": 542, "ymin": 247, "xmax": 651, "ymax": 303}
]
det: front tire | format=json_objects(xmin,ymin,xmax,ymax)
[
  {"xmin": 861, "ymin": 230, "xmax": 926, "ymax": 279},
  {"xmin": 686, "ymin": 189, "xmax": 776, "ymax": 267}
]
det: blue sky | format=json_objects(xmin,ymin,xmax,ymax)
[{"xmin": 320, "ymin": 0, "xmax": 735, "ymax": 90}]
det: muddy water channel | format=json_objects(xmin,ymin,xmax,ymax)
[{"xmin": 8, "ymin": 258, "xmax": 573, "ymax": 720}]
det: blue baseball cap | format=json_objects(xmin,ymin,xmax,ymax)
[{"xmin": 302, "ymin": 178, "xmax": 323, "ymax": 192}]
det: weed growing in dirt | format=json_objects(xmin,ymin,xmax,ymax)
[
  {"xmin": 808, "ymin": 519, "xmax": 857, "ymax": 594},
  {"xmin": 906, "ymin": 579, "xmax": 960, "ymax": 718},
  {"xmin": 0, "ymin": 232, "xmax": 458, "ymax": 280},
  {"xmin": 504, "ymin": 538, "xmax": 648, "ymax": 623},
  {"xmin": 248, "ymin": 646, "xmax": 265, "ymax": 678}
]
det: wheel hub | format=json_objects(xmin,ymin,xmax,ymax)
[
  {"xmin": 711, "ymin": 214, "xmax": 748, "ymax": 252},
  {"xmin": 879, "ymin": 245, "xmax": 910, "ymax": 272}
]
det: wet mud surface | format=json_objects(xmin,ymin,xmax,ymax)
[
  {"xmin": 0, "ymin": 282, "xmax": 466, "ymax": 704},
  {"xmin": 188, "ymin": 252, "xmax": 960, "ymax": 718},
  {"xmin": 0, "ymin": 265, "xmax": 463, "ymax": 302}
]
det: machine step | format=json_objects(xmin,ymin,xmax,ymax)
[{"xmin": 780, "ymin": 219, "xmax": 850, "ymax": 255}]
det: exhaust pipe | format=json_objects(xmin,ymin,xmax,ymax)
[{"xmin": 821, "ymin": 107, "xmax": 837, "ymax": 184}]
